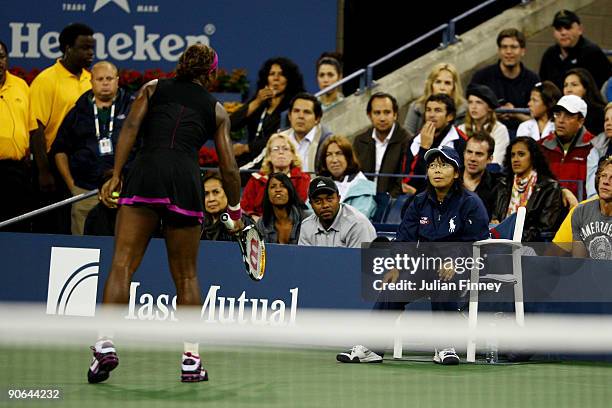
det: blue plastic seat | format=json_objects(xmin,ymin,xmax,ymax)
[
  {"xmin": 371, "ymin": 192, "xmax": 391, "ymax": 223},
  {"xmin": 382, "ymin": 194, "xmax": 411, "ymax": 224}
]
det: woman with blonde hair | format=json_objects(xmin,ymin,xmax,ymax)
[
  {"xmin": 459, "ymin": 83, "xmax": 510, "ymax": 165},
  {"xmin": 403, "ymin": 62, "xmax": 467, "ymax": 135},
  {"xmin": 241, "ymin": 133, "xmax": 310, "ymax": 220}
]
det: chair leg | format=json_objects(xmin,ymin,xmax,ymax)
[
  {"xmin": 467, "ymin": 246, "xmax": 480, "ymax": 363},
  {"xmin": 512, "ymin": 247, "xmax": 525, "ymax": 327},
  {"xmin": 393, "ymin": 315, "xmax": 403, "ymax": 359}
]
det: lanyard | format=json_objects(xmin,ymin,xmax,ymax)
[
  {"xmin": 254, "ymin": 109, "xmax": 267, "ymax": 139},
  {"xmin": 93, "ymin": 97, "xmax": 116, "ymax": 141}
]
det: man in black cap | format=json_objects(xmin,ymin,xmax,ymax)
[
  {"xmin": 539, "ymin": 9, "xmax": 612, "ymax": 89},
  {"xmin": 298, "ymin": 176, "xmax": 377, "ymax": 248}
]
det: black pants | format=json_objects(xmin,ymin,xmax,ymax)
[
  {"xmin": 30, "ymin": 159, "xmax": 71, "ymax": 235},
  {"xmin": 0, "ymin": 159, "xmax": 34, "ymax": 232}
]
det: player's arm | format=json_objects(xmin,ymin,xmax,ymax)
[
  {"xmin": 100, "ymin": 80, "xmax": 156, "ymax": 207},
  {"xmin": 215, "ymin": 101, "xmax": 242, "ymax": 230}
]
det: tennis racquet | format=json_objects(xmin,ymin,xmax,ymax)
[{"xmin": 220, "ymin": 213, "xmax": 266, "ymax": 281}]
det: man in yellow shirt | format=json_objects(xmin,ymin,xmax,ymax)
[
  {"xmin": 0, "ymin": 40, "xmax": 34, "ymax": 232},
  {"xmin": 29, "ymin": 22, "xmax": 94, "ymax": 233}
]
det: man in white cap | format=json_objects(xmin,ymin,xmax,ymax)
[{"xmin": 539, "ymin": 94, "xmax": 595, "ymax": 198}]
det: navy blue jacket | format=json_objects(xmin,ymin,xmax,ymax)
[
  {"xmin": 397, "ymin": 187, "xmax": 489, "ymax": 243},
  {"xmin": 52, "ymin": 88, "xmax": 135, "ymax": 190}
]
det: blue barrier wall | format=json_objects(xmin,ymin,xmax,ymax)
[
  {"xmin": 1, "ymin": 0, "xmax": 337, "ymax": 91},
  {"xmin": 2, "ymin": 232, "xmax": 612, "ymax": 320},
  {"xmin": 0, "ymin": 232, "xmax": 372, "ymax": 317}
]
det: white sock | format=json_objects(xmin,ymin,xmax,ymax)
[{"xmin": 184, "ymin": 342, "xmax": 199, "ymax": 356}]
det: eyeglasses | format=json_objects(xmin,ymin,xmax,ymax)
[
  {"xmin": 427, "ymin": 162, "xmax": 454, "ymax": 170},
  {"xmin": 553, "ymin": 111, "xmax": 580, "ymax": 120},
  {"xmin": 270, "ymin": 146, "xmax": 291, "ymax": 153}
]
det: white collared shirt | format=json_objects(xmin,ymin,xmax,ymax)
[
  {"xmin": 289, "ymin": 127, "xmax": 317, "ymax": 173},
  {"xmin": 371, "ymin": 123, "xmax": 395, "ymax": 174},
  {"xmin": 516, "ymin": 119, "xmax": 555, "ymax": 141}
]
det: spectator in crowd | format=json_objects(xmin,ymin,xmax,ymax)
[
  {"xmin": 0, "ymin": 40, "xmax": 34, "ymax": 232},
  {"xmin": 256, "ymin": 172, "xmax": 309, "ymax": 244},
  {"xmin": 602, "ymin": 76, "xmax": 612, "ymax": 103},
  {"xmin": 459, "ymin": 84, "xmax": 509, "ymax": 165},
  {"xmin": 516, "ymin": 81, "xmax": 562, "ymax": 141},
  {"xmin": 551, "ymin": 194, "xmax": 598, "ymax": 254},
  {"xmin": 462, "ymin": 131, "xmax": 500, "ymax": 221},
  {"xmin": 316, "ymin": 52, "xmax": 344, "ymax": 111},
  {"xmin": 469, "ymin": 28, "xmax": 540, "ymax": 136},
  {"xmin": 51, "ymin": 61, "xmax": 134, "ymax": 235},
  {"xmin": 316, "ymin": 135, "xmax": 377, "ymax": 219},
  {"xmin": 29, "ymin": 22, "xmax": 95, "ymax": 234},
  {"xmin": 353, "ymin": 92, "xmax": 411, "ymax": 197},
  {"xmin": 231, "ymin": 57, "xmax": 305, "ymax": 169},
  {"xmin": 569, "ymin": 157, "xmax": 612, "ymax": 259},
  {"xmin": 299, "ymin": 176, "xmax": 376, "ymax": 248},
  {"xmin": 563, "ymin": 68, "xmax": 606, "ymax": 135},
  {"xmin": 403, "ymin": 93, "xmax": 467, "ymax": 194},
  {"xmin": 241, "ymin": 133, "xmax": 310, "ymax": 220},
  {"xmin": 403, "ymin": 62, "xmax": 467, "ymax": 136},
  {"xmin": 492, "ymin": 137, "xmax": 565, "ymax": 241},
  {"xmin": 201, "ymin": 172, "xmax": 253, "ymax": 241},
  {"xmin": 539, "ymin": 9, "xmax": 612, "ymax": 90},
  {"xmin": 586, "ymin": 103, "xmax": 612, "ymax": 198},
  {"xmin": 279, "ymin": 93, "xmax": 331, "ymax": 173},
  {"xmin": 539, "ymin": 95, "xmax": 595, "ymax": 199},
  {"xmin": 337, "ymin": 146, "xmax": 489, "ymax": 365}
]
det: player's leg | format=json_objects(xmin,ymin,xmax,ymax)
[
  {"xmin": 163, "ymin": 216, "xmax": 208, "ymax": 382},
  {"xmin": 102, "ymin": 205, "xmax": 160, "ymax": 303},
  {"xmin": 88, "ymin": 205, "xmax": 160, "ymax": 384}
]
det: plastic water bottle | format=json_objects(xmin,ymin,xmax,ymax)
[
  {"xmin": 485, "ymin": 337, "xmax": 498, "ymax": 364},
  {"xmin": 485, "ymin": 312, "xmax": 503, "ymax": 364}
]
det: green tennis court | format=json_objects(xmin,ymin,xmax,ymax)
[{"xmin": 1, "ymin": 346, "xmax": 611, "ymax": 407}]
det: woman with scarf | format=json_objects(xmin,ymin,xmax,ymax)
[{"xmin": 492, "ymin": 137, "xmax": 565, "ymax": 241}]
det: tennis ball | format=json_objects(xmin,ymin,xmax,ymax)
[{"xmin": 111, "ymin": 192, "xmax": 120, "ymax": 198}]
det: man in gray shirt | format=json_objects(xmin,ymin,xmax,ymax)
[
  {"xmin": 299, "ymin": 176, "xmax": 377, "ymax": 248},
  {"xmin": 571, "ymin": 157, "xmax": 612, "ymax": 259}
]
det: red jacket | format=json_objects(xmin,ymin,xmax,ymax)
[
  {"xmin": 538, "ymin": 127, "xmax": 594, "ymax": 197},
  {"xmin": 240, "ymin": 167, "xmax": 310, "ymax": 217}
]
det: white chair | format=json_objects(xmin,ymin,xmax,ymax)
[
  {"xmin": 392, "ymin": 206, "xmax": 527, "ymax": 361},
  {"xmin": 466, "ymin": 206, "xmax": 526, "ymax": 363}
]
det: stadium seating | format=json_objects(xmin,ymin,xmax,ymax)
[{"xmin": 372, "ymin": 192, "xmax": 391, "ymax": 223}]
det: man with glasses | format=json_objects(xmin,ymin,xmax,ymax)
[
  {"xmin": 469, "ymin": 28, "xmax": 540, "ymax": 137},
  {"xmin": 51, "ymin": 61, "xmax": 135, "ymax": 235},
  {"xmin": 539, "ymin": 94, "xmax": 595, "ymax": 198}
]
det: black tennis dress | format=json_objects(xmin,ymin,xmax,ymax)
[{"xmin": 118, "ymin": 78, "xmax": 217, "ymax": 223}]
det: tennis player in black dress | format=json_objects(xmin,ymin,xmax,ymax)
[{"xmin": 87, "ymin": 44, "xmax": 243, "ymax": 383}]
